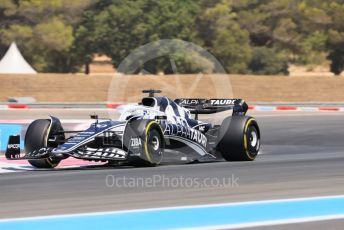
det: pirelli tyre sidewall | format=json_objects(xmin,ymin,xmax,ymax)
[
  {"xmin": 124, "ymin": 119, "xmax": 164, "ymax": 166},
  {"xmin": 218, "ymin": 116, "xmax": 260, "ymax": 161},
  {"xmin": 25, "ymin": 119, "xmax": 63, "ymax": 168}
]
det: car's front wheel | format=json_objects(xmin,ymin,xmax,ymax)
[
  {"xmin": 124, "ymin": 120, "xmax": 164, "ymax": 167},
  {"xmin": 25, "ymin": 119, "xmax": 62, "ymax": 168},
  {"xmin": 144, "ymin": 123, "xmax": 164, "ymax": 166}
]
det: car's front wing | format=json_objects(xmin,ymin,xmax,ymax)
[{"xmin": 5, "ymin": 135, "xmax": 128, "ymax": 162}]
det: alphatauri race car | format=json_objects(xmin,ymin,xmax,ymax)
[{"xmin": 6, "ymin": 90, "xmax": 260, "ymax": 168}]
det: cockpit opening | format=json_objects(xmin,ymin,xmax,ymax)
[{"xmin": 142, "ymin": 97, "xmax": 156, "ymax": 107}]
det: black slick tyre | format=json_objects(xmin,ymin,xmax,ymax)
[
  {"xmin": 25, "ymin": 119, "xmax": 61, "ymax": 168},
  {"xmin": 218, "ymin": 116, "xmax": 260, "ymax": 161},
  {"xmin": 125, "ymin": 120, "xmax": 164, "ymax": 167}
]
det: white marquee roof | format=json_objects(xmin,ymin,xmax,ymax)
[{"xmin": 0, "ymin": 42, "xmax": 37, "ymax": 74}]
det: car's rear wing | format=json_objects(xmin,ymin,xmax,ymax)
[{"xmin": 174, "ymin": 98, "xmax": 248, "ymax": 116}]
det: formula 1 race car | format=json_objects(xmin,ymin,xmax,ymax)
[{"xmin": 5, "ymin": 90, "xmax": 260, "ymax": 168}]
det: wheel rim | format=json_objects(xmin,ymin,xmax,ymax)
[
  {"xmin": 247, "ymin": 125, "xmax": 260, "ymax": 154},
  {"xmin": 250, "ymin": 129, "xmax": 258, "ymax": 147},
  {"xmin": 151, "ymin": 136, "xmax": 160, "ymax": 151},
  {"xmin": 147, "ymin": 129, "xmax": 163, "ymax": 164}
]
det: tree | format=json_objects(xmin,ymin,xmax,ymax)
[
  {"xmin": 326, "ymin": 2, "xmax": 344, "ymax": 75},
  {"xmin": 75, "ymin": 0, "xmax": 201, "ymax": 74},
  {"xmin": 0, "ymin": 0, "xmax": 17, "ymax": 56},
  {"xmin": 73, "ymin": 11, "xmax": 98, "ymax": 74},
  {"xmin": 249, "ymin": 47, "xmax": 288, "ymax": 75},
  {"xmin": 2, "ymin": 0, "xmax": 344, "ymax": 75},
  {"xmin": 234, "ymin": 0, "xmax": 343, "ymax": 74},
  {"xmin": 0, "ymin": 0, "xmax": 92, "ymax": 72},
  {"xmin": 196, "ymin": 0, "xmax": 252, "ymax": 73}
]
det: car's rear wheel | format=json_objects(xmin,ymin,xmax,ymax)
[
  {"xmin": 25, "ymin": 119, "xmax": 61, "ymax": 168},
  {"xmin": 217, "ymin": 116, "xmax": 260, "ymax": 161}
]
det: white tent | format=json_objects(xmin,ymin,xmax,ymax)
[{"xmin": 0, "ymin": 42, "xmax": 37, "ymax": 74}]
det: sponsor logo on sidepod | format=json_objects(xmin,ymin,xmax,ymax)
[
  {"xmin": 130, "ymin": 138, "xmax": 142, "ymax": 148},
  {"xmin": 164, "ymin": 124, "xmax": 207, "ymax": 148}
]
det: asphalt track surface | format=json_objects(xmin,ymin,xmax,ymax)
[{"xmin": 0, "ymin": 109, "xmax": 343, "ymax": 229}]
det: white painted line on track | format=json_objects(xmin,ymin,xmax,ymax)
[
  {"xmin": 185, "ymin": 215, "xmax": 344, "ymax": 230},
  {"xmin": 0, "ymin": 162, "xmax": 34, "ymax": 173},
  {"xmin": 1, "ymin": 194, "xmax": 344, "ymax": 222},
  {"xmin": 0, "ymin": 119, "xmax": 94, "ymax": 124},
  {"xmin": 0, "ymin": 156, "xmax": 105, "ymax": 174},
  {"xmin": 254, "ymin": 112, "xmax": 344, "ymax": 117}
]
